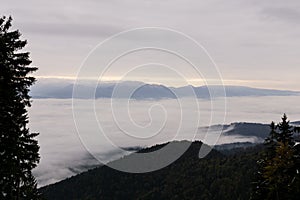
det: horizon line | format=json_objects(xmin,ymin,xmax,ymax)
[{"xmin": 33, "ymin": 76, "xmax": 300, "ymax": 92}]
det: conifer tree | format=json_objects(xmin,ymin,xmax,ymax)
[
  {"xmin": 277, "ymin": 114, "xmax": 294, "ymax": 145},
  {"xmin": 252, "ymin": 114, "xmax": 300, "ymax": 200},
  {"xmin": 265, "ymin": 121, "xmax": 278, "ymax": 157},
  {"xmin": 0, "ymin": 16, "xmax": 40, "ymax": 199}
]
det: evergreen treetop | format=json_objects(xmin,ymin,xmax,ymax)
[{"xmin": 0, "ymin": 16, "xmax": 40, "ymax": 200}]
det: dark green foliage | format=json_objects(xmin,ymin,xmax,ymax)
[
  {"xmin": 277, "ymin": 114, "xmax": 294, "ymax": 145},
  {"xmin": 252, "ymin": 114, "xmax": 300, "ymax": 200},
  {"xmin": 0, "ymin": 16, "xmax": 40, "ymax": 199},
  {"xmin": 40, "ymin": 141, "xmax": 263, "ymax": 200}
]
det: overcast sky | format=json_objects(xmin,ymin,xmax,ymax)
[{"xmin": 2, "ymin": 0, "xmax": 300, "ymax": 89}]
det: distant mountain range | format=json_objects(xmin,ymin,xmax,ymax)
[
  {"xmin": 30, "ymin": 80, "xmax": 300, "ymax": 99},
  {"xmin": 202, "ymin": 122, "xmax": 271, "ymax": 140}
]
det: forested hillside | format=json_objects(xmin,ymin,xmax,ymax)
[{"xmin": 40, "ymin": 141, "xmax": 264, "ymax": 200}]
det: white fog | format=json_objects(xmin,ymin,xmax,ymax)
[{"xmin": 28, "ymin": 96, "xmax": 300, "ymax": 187}]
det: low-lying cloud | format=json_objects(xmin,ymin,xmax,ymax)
[{"xmin": 28, "ymin": 96, "xmax": 300, "ymax": 187}]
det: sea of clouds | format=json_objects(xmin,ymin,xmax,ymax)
[{"xmin": 28, "ymin": 96, "xmax": 300, "ymax": 187}]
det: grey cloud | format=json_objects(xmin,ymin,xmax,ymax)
[
  {"xmin": 20, "ymin": 22, "xmax": 124, "ymax": 38},
  {"xmin": 261, "ymin": 6, "xmax": 300, "ymax": 24},
  {"xmin": 1, "ymin": 0, "xmax": 300, "ymax": 90}
]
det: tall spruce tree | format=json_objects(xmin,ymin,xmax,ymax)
[
  {"xmin": 0, "ymin": 16, "xmax": 40, "ymax": 199},
  {"xmin": 277, "ymin": 114, "xmax": 294, "ymax": 145},
  {"xmin": 252, "ymin": 114, "xmax": 300, "ymax": 200}
]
